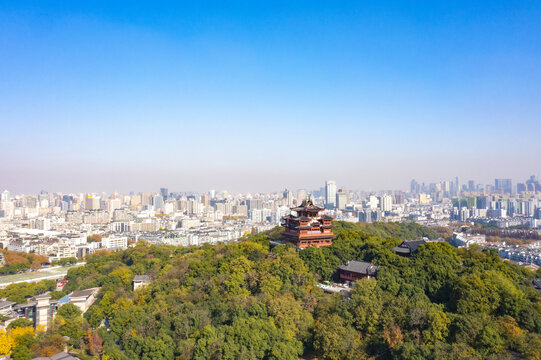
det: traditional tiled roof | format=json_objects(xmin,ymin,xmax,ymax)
[
  {"xmin": 338, "ymin": 260, "xmax": 379, "ymax": 275},
  {"xmin": 290, "ymin": 199, "xmax": 323, "ymax": 212},
  {"xmin": 393, "ymin": 240, "xmax": 427, "ymax": 254}
]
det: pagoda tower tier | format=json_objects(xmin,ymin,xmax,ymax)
[{"xmin": 281, "ymin": 199, "xmax": 334, "ymax": 248}]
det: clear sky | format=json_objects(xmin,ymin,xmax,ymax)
[{"xmin": 1, "ymin": 1, "xmax": 540, "ymax": 194}]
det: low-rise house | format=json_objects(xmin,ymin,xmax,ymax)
[
  {"xmin": 338, "ymin": 260, "xmax": 380, "ymax": 285},
  {"xmin": 57, "ymin": 288, "xmax": 99, "ymax": 313},
  {"xmin": 133, "ymin": 275, "xmax": 150, "ymax": 291}
]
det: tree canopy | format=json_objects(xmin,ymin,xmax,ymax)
[{"xmin": 5, "ymin": 222, "xmax": 539, "ymax": 359}]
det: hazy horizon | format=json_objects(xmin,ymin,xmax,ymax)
[{"xmin": 1, "ymin": 1, "xmax": 540, "ymax": 194}]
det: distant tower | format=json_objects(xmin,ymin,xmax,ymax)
[
  {"xmin": 160, "ymin": 188, "xmax": 168, "ymax": 200},
  {"xmin": 325, "ymin": 180, "xmax": 337, "ymax": 209},
  {"xmin": 495, "ymin": 179, "xmax": 512, "ymax": 194},
  {"xmin": 283, "ymin": 189, "xmax": 293, "ymax": 207},
  {"xmin": 281, "ymin": 199, "xmax": 334, "ymax": 248},
  {"xmin": 410, "ymin": 179, "xmax": 420, "ymax": 194},
  {"xmin": 0, "ymin": 190, "xmax": 10, "ymax": 202}
]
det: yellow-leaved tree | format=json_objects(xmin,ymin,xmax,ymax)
[
  {"xmin": 11, "ymin": 326, "xmax": 35, "ymax": 346},
  {"xmin": 0, "ymin": 329, "xmax": 15, "ymax": 356}
]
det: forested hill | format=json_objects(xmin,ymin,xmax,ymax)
[
  {"xmin": 11, "ymin": 222, "xmax": 541, "ymax": 360},
  {"xmin": 332, "ymin": 221, "xmax": 447, "ymax": 240}
]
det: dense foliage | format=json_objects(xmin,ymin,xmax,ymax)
[
  {"xmin": 0, "ymin": 280, "xmax": 56, "ymax": 304},
  {"xmin": 332, "ymin": 221, "xmax": 444, "ymax": 240},
  {"xmin": 5, "ymin": 222, "xmax": 540, "ymax": 359},
  {"xmin": 0, "ymin": 250, "xmax": 49, "ymax": 274}
]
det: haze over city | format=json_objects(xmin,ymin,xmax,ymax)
[{"xmin": 1, "ymin": 1, "xmax": 540, "ymax": 193}]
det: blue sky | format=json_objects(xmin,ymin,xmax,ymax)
[{"xmin": 1, "ymin": 1, "xmax": 540, "ymax": 193}]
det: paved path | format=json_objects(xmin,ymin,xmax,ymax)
[{"xmin": 0, "ymin": 263, "xmax": 85, "ymax": 288}]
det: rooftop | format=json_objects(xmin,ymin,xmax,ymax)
[
  {"xmin": 133, "ymin": 275, "xmax": 150, "ymax": 283},
  {"xmin": 290, "ymin": 199, "xmax": 324, "ymax": 212},
  {"xmin": 338, "ymin": 260, "xmax": 380, "ymax": 275},
  {"xmin": 32, "ymin": 351, "xmax": 80, "ymax": 360},
  {"xmin": 70, "ymin": 288, "xmax": 98, "ymax": 299}
]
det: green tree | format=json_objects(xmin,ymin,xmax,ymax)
[
  {"xmin": 7, "ymin": 318, "xmax": 34, "ymax": 330},
  {"xmin": 57, "ymin": 303, "xmax": 82, "ymax": 319}
]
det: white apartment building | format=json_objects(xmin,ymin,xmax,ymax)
[{"xmin": 101, "ymin": 236, "xmax": 128, "ymax": 250}]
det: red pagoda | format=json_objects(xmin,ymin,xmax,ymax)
[{"xmin": 281, "ymin": 198, "xmax": 334, "ymax": 248}]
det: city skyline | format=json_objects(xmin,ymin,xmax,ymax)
[
  {"xmin": 1, "ymin": 2, "xmax": 541, "ymax": 193},
  {"xmin": 1, "ymin": 174, "xmax": 540, "ymax": 197}
]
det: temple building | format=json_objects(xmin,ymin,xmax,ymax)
[
  {"xmin": 281, "ymin": 199, "xmax": 334, "ymax": 248},
  {"xmin": 338, "ymin": 260, "xmax": 380, "ymax": 285}
]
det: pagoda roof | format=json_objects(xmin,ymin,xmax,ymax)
[
  {"xmin": 291, "ymin": 199, "xmax": 323, "ymax": 212},
  {"xmin": 320, "ymin": 215, "xmax": 334, "ymax": 220}
]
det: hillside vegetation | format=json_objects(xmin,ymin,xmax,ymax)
[{"xmin": 6, "ymin": 222, "xmax": 540, "ymax": 359}]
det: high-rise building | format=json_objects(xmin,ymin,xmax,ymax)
[
  {"xmin": 495, "ymin": 179, "xmax": 512, "ymax": 194},
  {"xmin": 410, "ymin": 179, "xmax": 420, "ymax": 194},
  {"xmin": 379, "ymin": 194, "xmax": 392, "ymax": 212},
  {"xmin": 1, "ymin": 190, "xmax": 10, "ymax": 202},
  {"xmin": 325, "ymin": 180, "xmax": 336, "ymax": 209},
  {"xmin": 358, "ymin": 210, "xmax": 372, "ymax": 223},
  {"xmin": 336, "ymin": 191, "xmax": 347, "ymax": 210},
  {"xmin": 201, "ymin": 195, "xmax": 210, "ymax": 206},
  {"xmin": 468, "ymin": 180, "xmax": 475, "ymax": 192},
  {"xmin": 84, "ymin": 195, "xmax": 100, "ymax": 210},
  {"xmin": 152, "ymin": 195, "xmax": 164, "ymax": 211},
  {"xmin": 160, "ymin": 188, "xmax": 168, "ymax": 200},
  {"xmin": 141, "ymin": 192, "xmax": 153, "ymax": 206},
  {"xmin": 283, "ymin": 189, "xmax": 293, "ymax": 206},
  {"xmin": 296, "ymin": 189, "xmax": 307, "ymax": 202}
]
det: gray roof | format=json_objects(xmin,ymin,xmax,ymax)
[
  {"xmin": 402, "ymin": 240, "xmax": 427, "ymax": 251},
  {"xmin": 13, "ymin": 301, "xmax": 37, "ymax": 309},
  {"xmin": 338, "ymin": 260, "xmax": 379, "ymax": 275},
  {"xmin": 133, "ymin": 275, "xmax": 150, "ymax": 282},
  {"xmin": 393, "ymin": 240, "xmax": 427, "ymax": 254},
  {"xmin": 69, "ymin": 288, "xmax": 97, "ymax": 299},
  {"xmin": 0, "ymin": 300, "xmax": 15, "ymax": 309},
  {"xmin": 33, "ymin": 351, "xmax": 80, "ymax": 360},
  {"xmin": 393, "ymin": 247, "xmax": 411, "ymax": 254}
]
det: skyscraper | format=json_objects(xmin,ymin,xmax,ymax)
[
  {"xmin": 495, "ymin": 179, "xmax": 512, "ymax": 194},
  {"xmin": 153, "ymin": 195, "xmax": 164, "ymax": 211},
  {"xmin": 160, "ymin": 188, "xmax": 168, "ymax": 200},
  {"xmin": 325, "ymin": 180, "xmax": 336, "ymax": 209},
  {"xmin": 410, "ymin": 179, "xmax": 420, "ymax": 194}
]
